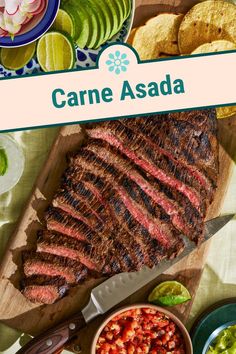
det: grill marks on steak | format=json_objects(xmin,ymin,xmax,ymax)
[
  {"xmin": 72, "ymin": 140, "xmax": 204, "ymax": 243},
  {"xmin": 68, "ymin": 153, "xmax": 181, "ymax": 250},
  {"xmin": 67, "ymin": 168, "xmax": 184, "ymax": 264},
  {"xmin": 86, "ymin": 122, "xmax": 203, "ymax": 213},
  {"xmin": 64, "ymin": 171, "xmax": 161, "ymax": 270},
  {"xmin": 45, "ymin": 207, "xmax": 103, "ymax": 243},
  {"xmin": 37, "ymin": 230, "xmax": 106, "ymax": 272},
  {"xmin": 21, "ymin": 110, "xmax": 218, "ymax": 304},
  {"xmin": 22, "ymin": 251, "xmax": 88, "ymax": 285},
  {"xmin": 120, "ymin": 117, "xmax": 216, "ymax": 195},
  {"xmin": 123, "ymin": 110, "xmax": 218, "ymax": 186},
  {"xmin": 52, "ymin": 187, "xmax": 106, "ymax": 232},
  {"xmin": 22, "ymin": 275, "xmax": 69, "ymax": 304}
]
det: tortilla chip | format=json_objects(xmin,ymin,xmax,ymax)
[
  {"xmin": 132, "ymin": 13, "xmax": 183, "ymax": 60},
  {"xmin": 178, "ymin": 0, "xmax": 236, "ymax": 54},
  {"xmin": 127, "ymin": 27, "xmax": 139, "ymax": 45},
  {"xmin": 217, "ymin": 106, "xmax": 236, "ymax": 119},
  {"xmin": 191, "ymin": 40, "xmax": 236, "ymax": 54}
]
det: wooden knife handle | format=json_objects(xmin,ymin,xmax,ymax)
[{"xmin": 16, "ymin": 311, "xmax": 86, "ymax": 354}]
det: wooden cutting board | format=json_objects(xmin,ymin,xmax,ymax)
[
  {"xmin": 0, "ymin": 1, "xmax": 236, "ymax": 354},
  {"xmin": 0, "ymin": 117, "xmax": 234, "ymax": 354}
]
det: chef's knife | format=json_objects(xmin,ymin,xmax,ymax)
[{"xmin": 17, "ymin": 214, "xmax": 235, "ymax": 354}]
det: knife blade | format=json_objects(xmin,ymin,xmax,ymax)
[{"xmin": 17, "ymin": 214, "xmax": 235, "ymax": 354}]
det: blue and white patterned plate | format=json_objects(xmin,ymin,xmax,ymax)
[{"xmin": 0, "ymin": 2, "xmax": 134, "ymax": 78}]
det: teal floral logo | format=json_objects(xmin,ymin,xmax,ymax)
[{"xmin": 106, "ymin": 51, "xmax": 130, "ymax": 75}]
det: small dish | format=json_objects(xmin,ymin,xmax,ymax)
[
  {"xmin": 0, "ymin": 0, "xmax": 134, "ymax": 76},
  {"xmin": 203, "ymin": 321, "xmax": 236, "ymax": 354},
  {"xmin": 91, "ymin": 304, "xmax": 193, "ymax": 354},
  {"xmin": 0, "ymin": 135, "xmax": 25, "ymax": 194},
  {"xmin": 0, "ymin": 0, "xmax": 60, "ymax": 48},
  {"xmin": 190, "ymin": 298, "xmax": 236, "ymax": 354}
]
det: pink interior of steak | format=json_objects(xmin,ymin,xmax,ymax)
[
  {"xmin": 20, "ymin": 110, "xmax": 218, "ymax": 304},
  {"xmin": 24, "ymin": 260, "xmax": 77, "ymax": 284},
  {"xmin": 87, "ymin": 129, "xmax": 201, "ymax": 211},
  {"xmin": 23, "ymin": 285, "xmax": 61, "ymax": 305},
  {"xmin": 37, "ymin": 243, "xmax": 99, "ymax": 271}
]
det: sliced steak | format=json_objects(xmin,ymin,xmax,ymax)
[
  {"xmin": 62, "ymin": 172, "xmax": 113, "ymax": 223},
  {"xmin": 120, "ymin": 110, "xmax": 218, "ymax": 184},
  {"xmin": 70, "ymin": 139, "xmax": 204, "ymax": 243},
  {"xmin": 52, "ymin": 187, "xmax": 104, "ymax": 231},
  {"xmin": 37, "ymin": 230, "xmax": 106, "ymax": 272},
  {"xmin": 120, "ymin": 117, "xmax": 216, "ymax": 195},
  {"xmin": 67, "ymin": 156, "xmax": 182, "ymax": 250},
  {"xmin": 86, "ymin": 122, "xmax": 204, "ymax": 214},
  {"xmin": 66, "ymin": 169, "xmax": 185, "ymax": 263},
  {"xmin": 22, "ymin": 251, "xmax": 88, "ymax": 285},
  {"xmin": 45, "ymin": 205, "xmax": 148, "ymax": 273},
  {"xmin": 45, "ymin": 207, "xmax": 104, "ymax": 243},
  {"xmin": 21, "ymin": 275, "xmax": 69, "ymax": 304},
  {"xmin": 21, "ymin": 110, "xmax": 218, "ymax": 305}
]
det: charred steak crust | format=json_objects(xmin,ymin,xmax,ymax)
[
  {"xmin": 21, "ymin": 275, "xmax": 69, "ymax": 304},
  {"xmin": 37, "ymin": 230, "xmax": 107, "ymax": 272},
  {"xmin": 70, "ymin": 139, "xmax": 204, "ymax": 244},
  {"xmin": 21, "ymin": 110, "xmax": 218, "ymax": 304},
  {"xmin": 22, "ymin": 251, "xmax": 88, "ymax": 285}
]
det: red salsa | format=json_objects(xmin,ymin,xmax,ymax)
[{"xmin": 96, "ymin": 308, "xmax": 186, "ymax": 354}]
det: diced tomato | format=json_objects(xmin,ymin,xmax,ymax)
[
  {"xmin": 168, "ymin": 340, "xmax": 176, "ymax": 350},
  {"xmin": 96, "ymin": 308, "xmax": 186, "ymax": 354},
  {"xmin": 127, "ymin": 343, "xmax": 135, "ymax": 354}
]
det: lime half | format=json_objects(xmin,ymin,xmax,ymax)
[
  {"xmin": 52, "ymin": 9, "xmax": 75, "ymax": 38},
  {"xmin": 37, "ymin": 31, "xmax": 75, "ymax": 72},
  {"xmin": 0, "ymin": 42, "xmax": 36, "ymax": 71},
  {"xmin": 148, "ymin": 281, "xmax": 191, "ymax": 307},
  {"xmin": 0, "ymin": 149, "xmax": 8, "ymax": 176}
]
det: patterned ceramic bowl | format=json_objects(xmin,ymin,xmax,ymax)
[
  {"xmin": 0, "ymin": 0, "xmax": 134, "ymax": 77},
  {"xmin": 0, "ymin": 0, "xmax": 60, "ymax": 48}
]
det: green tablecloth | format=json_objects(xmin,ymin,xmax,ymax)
[{"xmin": 0, "ymin": 127, "xmax": 236, "ymax": 353}]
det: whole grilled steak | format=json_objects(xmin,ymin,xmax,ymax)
[{"xmin": 21, "ymin": 110, "xmax": 218, "ymax": 303}]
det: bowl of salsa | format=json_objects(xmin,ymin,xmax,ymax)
[
  {"xmin": 92, "ymin": 304, "xmax": 193, "ymax": 354},
  {"xmin": 0, "ymin": 0, "xmax": 60, "ymax": 47}
]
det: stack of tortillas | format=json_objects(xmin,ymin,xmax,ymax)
[{"xmin": 128, "ymin": 0, "xmax": 236, "ymax": 119}]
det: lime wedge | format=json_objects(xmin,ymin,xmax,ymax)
[
  {"xmin": 148, "ymin": 281, "xmax": 191, "ymax": 307},
  {"xmin": 0, "ymin": 148, "xmax": 8, "ymax": 176},
  {"xmin": 52, "ymin": 9, "xmax": 75, "ymax": 38},
  {"xmin": 0, "ymin": 42, "xmax": 36, "ymax": 71},
  {"xmin": 37, "ymin": 31, "xmax": 75, "ymax": 72}
]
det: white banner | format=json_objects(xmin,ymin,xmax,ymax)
[{"xmin": 0, "ymin": 43, "xmax": 236, "ymax": 132}]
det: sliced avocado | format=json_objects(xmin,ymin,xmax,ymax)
[
  {"xmin": 64, "ymin": 0, "xmax": 90, "ymax": 48},
  {"xmin": 94, "ymin": 0, "xmax": 113, "ymax": 46},
  {"xmin": 87, "ymin": 0, "xmax": 105, "ymax": 49},
  {"xmin": 61, "ymin": 3, "xmax": 81, "ymax": 40},
  {"xmin": 106, "ymin": 0, "xmax": 122, "ymax": 39},
  {"xmin": 77, "ymin": 0, "xmax": 99, "ymax": 49},
  {"xmin": 113, "ymin": 0, "xmax": 129, "ymax": 34},
  {"xmin": 112, "ymin": 0, "xmax": 125, "ymax": 34},
  {"xmin": 118, "ymin": 0, "xmax": 127, "ymax": 22},
  {"xmin": 123, "ymin": 0, "xmax": 132, "ymax": 20}
]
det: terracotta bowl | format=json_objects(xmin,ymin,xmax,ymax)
[{"xmin": 91, "ymin": 304, "xmax": 193, "ymax": 354}]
